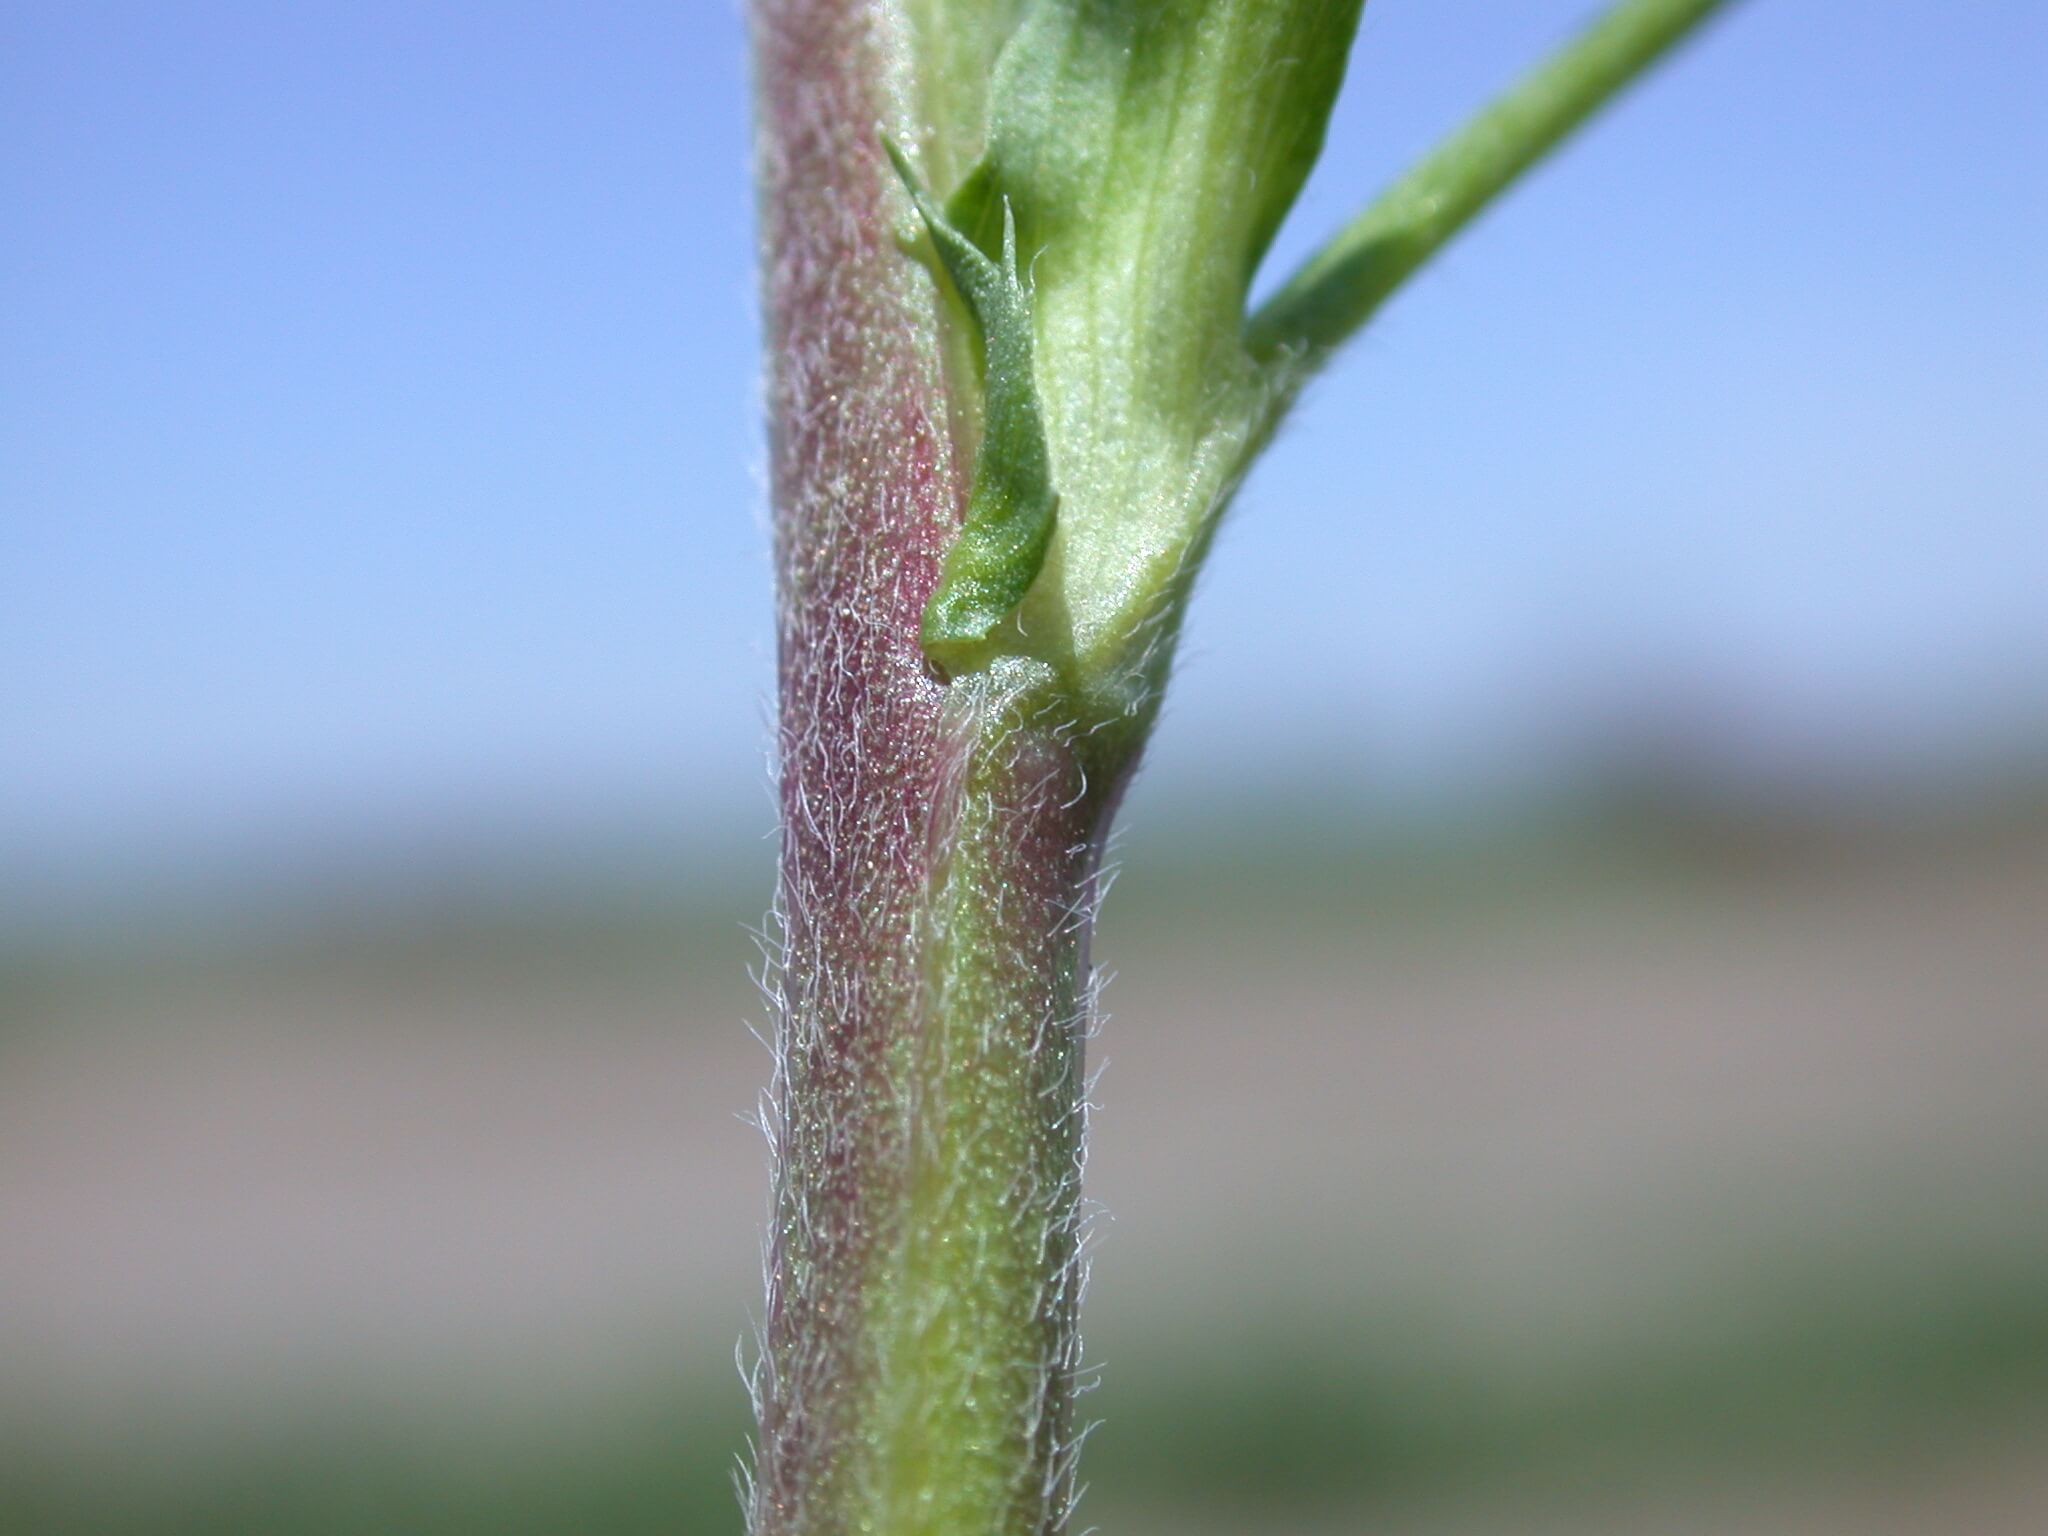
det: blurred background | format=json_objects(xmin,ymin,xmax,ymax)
[{"xmin": 5, "ymin": 1, "xmax": 2046, "ymax": 1531}]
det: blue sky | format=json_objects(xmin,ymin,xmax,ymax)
[{"xmin": 4, "ymin": 0, "xmax": 2045, "ymax": 897}]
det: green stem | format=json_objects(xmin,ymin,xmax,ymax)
[
  {"xmin": 1247, "ymin": 0, "xmax": 1741, "ymax": 367},
  {"xmin": 747, "ymin": 5, "xmax": 1119, "ymax": 1531},
  {"xmin": 862, "ymin": 684, "xmax": 1104, "ymax": 1535}
]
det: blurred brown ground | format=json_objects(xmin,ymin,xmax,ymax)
[{"xmin": 3, "ymin": 807, "xmax": 2046, "ymax": 1531}]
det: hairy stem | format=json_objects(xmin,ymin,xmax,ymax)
[
  {"xmin": 745, "ymin": 0, "xmax": 953, "ymax": 1525},
  {"xmin": 746, "ymin": 3, "xmax": 1118, "ymax": 1531},
  {"xmin": 754, "ymin": 674, "xmax": 1115, "ymax": 1536},
  {"xmin": 864, "ymin": 686, "xmax": 1107, "ymax": 1535}
]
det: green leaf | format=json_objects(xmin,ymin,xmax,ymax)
[
  {"xmin": 886, "ymin": 138, "xmax": 1061, "ymax": 678},
  {"xmin": 915, "ymin": 0, "xmax": 1370, "ymax": 715},
  {"xmin": 889, "ymin": 0, "xmax": 1739, "ymax": 732}
]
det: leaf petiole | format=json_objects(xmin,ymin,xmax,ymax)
[{"xmin": 1248, "ymin": 0, "xmax": 1743, "ymax": 373}]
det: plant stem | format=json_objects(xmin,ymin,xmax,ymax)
[
  {"xmin": 753, "ymin": 675, "xmax": 1116, "ymax": 1536},
  {"xmin": 863, "ymin": 686, "xmax": 1109, "ymax": 1535},
  {"xmin": 1248, "ymin": 0, "xmax": 1742, "ymax": 369},
  {"xmin": 745, "ymin": 0, "xmax": 955, "ymax": 1525},
  {"xmin": 746, "ymin": 4, "xmax": 1120, "ymax": 1531},
  {"xmin": 744, "ymin": 1, "xmax": 1747, "ymax": 1529}
]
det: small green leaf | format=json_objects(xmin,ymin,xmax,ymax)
[{"xmin": 886, "ymin": 138, "xmax": 1060, "ymax": 679}]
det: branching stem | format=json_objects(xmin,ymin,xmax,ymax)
[
  {"xmin": 744, "ymin": 1, "xmax": 1748, "ymax": 1530},
  {"xmin": 1248, "ymin": 0, "xmax": 1742, "ymax": 372}
]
